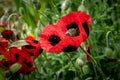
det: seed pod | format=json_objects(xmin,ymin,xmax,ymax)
[
  {"xmin": 34, "ymin": 2, "xmax": 41, "ymax": 10},
  {"xmin": 32, "ymin": 0, "xmax": 41, "ymax": 10},
  {"xmin": 78, "ymin": 4, "xmax": 88, "ymax": 13},
  {"xmin": 79, "ymin": 53, "xmax": 87, "ymax": 62},
  {"xmin": 19, "ymin": 7, "xmax": 25, "ymax": 15},
  {"xmin": 82, "ymin": 64, "xmax": 89, "ymax": 75},
  {"xmin": 104, "ymin": 47, "xmax": 113, "ymax": 58},
  {"xmin": 9, "ymin": 63, "xmax": 22, "ymax": 73},
  {"xmin": 32, "ymin": 0, "xmax": 38, "ymax": 4},
  {"xmin": 76, "ymin": 58, "xmax": 84, "ymax": 67},
  {"xmin": 61, "ymin": 0, "xmax": 71, "ymax": 12}
]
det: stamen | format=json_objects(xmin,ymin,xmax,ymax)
[{"xmin": 66, "ymin": 22, "xmax": 80, "ymax": 36}]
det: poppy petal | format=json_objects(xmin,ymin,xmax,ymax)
[
  {"xmin": 57, "ymin": 11, "xmax": 91, "ymax": 41},
  {"xmin": 40, "ymin": 11, "xmax": 91, "ymax": 52}
]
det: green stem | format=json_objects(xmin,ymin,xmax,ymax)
[
  {"xmin": 106, "ymin": 31, "xmax": 111, "ymax": 47},
  {"xmin": 80, "ymin": 46, "xmax": 107, "ymax": 80},
  {"xmin": 81, "ymin": 0, "xmax": 85, "ymax": 5},
  {"xmin": 49, "ymin": 0, "xmax": 59, "ymax": 14},
  {"xmin": 7, "ymin": 13, "xmax": 18, "ymax": 29},
  {"xmin": 42, "ymin": 52, "xmax": 50, "ymax": 65},
  {"xmin": 65, "ymin": 53, "xmax": 82, "ymax": 79}
]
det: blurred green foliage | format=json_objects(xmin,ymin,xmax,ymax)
[{"xmin": 0, "ymin": 0, "xmax": 120, "ymax": 80}]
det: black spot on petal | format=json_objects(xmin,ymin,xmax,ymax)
[
  {"xmin": 62, "ymin": 45, "xmax": 77, "ymax": 52},
  {"xmin": 33, "ymin": 40, "xmax": 39, "ymax": 44},
  {"xmin": 25, "ymin": 45, "xmax": 35, "ymax": 49},
  {"xmin": 23, "ymin": 58, "xmax": 27, "ymax": 64},
  {"xmin": 28, "ymin": 52, "xmax": 34, "ymax": 56},
  {"xmin": 67, "ymin": 22, "xmax": 78, "ymax": 29},
  {"xmin": 39, "ymin": 48, "xmax": 43, "ymax": 53},
  {"xmin": 48, "ymin": 35, "xmax": 61, "ymax": 46},
  {"xmin": 3, "ymin": 62, "xmax": 9, "ymax": 67},
  {"xmin": 82, "ymin": 22, "xmax": 89, "ymax": 36},
  {"xmin": 27, "ymin": 62, "xmax": 32, "ymax": 68},
  {"xmin": 14, "ymin": 53, "xmax": 20, "ymax": 61}
]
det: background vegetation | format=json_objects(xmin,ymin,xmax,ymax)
[{"xmin": 0, "ymin": 0, "xmax": 120, "ymax": 80}]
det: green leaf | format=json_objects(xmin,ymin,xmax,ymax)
[
  {"xmin": 9, "ymin": 40, "xmax": 29, "ymax": 48},
  {"xmin": 9, "ymin": 63, "xmax": 22, "ymax": 73},
  {"xmin": 0, "ymin": 27, "xmax": 4, "ymax": 33},
  {"xmin": 0, "ymin": 55, "xmax": 7, "ymax": 61}
]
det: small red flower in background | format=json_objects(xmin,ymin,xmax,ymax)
[
  {"xmin": 0, "ymin": 46, "xmax": 10, "ymax": 58},
  {"xmin": 9, "ymin": 47, "xmax": 35, "ymax": 74},
  {"xmin": 0, "ymin": 46, "xmax": 11, "ymax": 70},
  {"xmin": 0, "ymin": 37, "xmax": 8, "ymax": 48},
  {"xmin": 40, "ymin": 11, "xmax": 91, "ymax": 52},
  {"xmin": 1, "ymin": 30, "xmax": 13, "ymax": 39}
]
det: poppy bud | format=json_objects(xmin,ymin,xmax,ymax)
[
  {"xmin": 9, "ymin": 63, "xmax": 22, "ymax": 73},
  {"xmin": 32, "ymin": 0, "xmax": 38, "ymax": 4},
  {"xmin": 104, "ymin": 47, "xmax": 113, "ymax": 58},
  {"xmin": 76, "ymin": 58, "xmax": 84, "ymax": 67},
  {"xmin": 61, "ymin": 0, "xmax": 71, "ymax": 12},
  {"xmin": 32, "ymin": 0, "xmax": 41, "ymax": 10},
  {"xmin": 0, "ymin": 55, "xmax": 6, "ymax": 61},
  {"xmin": 0, "ymin": 37, "xmax": 8, "ymax": 47},
  {"xmin": 5, "ymin": 70, "xmax": 12, "ymax": 78},
  {"xmin": 78, "ymin": 4, "xmax": 88, "ymax": 14},
  {"xmin": 19, "ymin": 7, "xmax": 25, "ymax": 15},
  {"xmin": 1, "ymin": 30, "xmax": 13, "ymax": 39},
  {"xmin": 79, "ymin": 53, "xmax": 87, "ymax": 62},
  {"xmin": 82, "ymin": 64, "xmax": 89, "ymax": 75}
]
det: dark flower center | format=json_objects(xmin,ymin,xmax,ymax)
[
  {"xmin": 48, "ymin": 35, "xmax": 61, "ymax": 46},
  {"xmin": 62, "ymin": 45, "xmax": 77, "ymax": 52},
  {"xmin": 66, "ymin": 22, "xmax": 80, "ymax": 36}
]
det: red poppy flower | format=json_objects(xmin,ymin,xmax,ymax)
[
  {"xmin": 22, "ymin": 45, "xmax": 39, "ymax": 59},
  {"xmin": 0, "ymin": 60, "xmax": 11, "ymax": 70},
  {"xmin": 0, "ymin": 37, "xmax": 8, "ymax": 48},
  {"xmin": 24, "ymin": 36, "xmax": 43, "ymax": 59},
  {"xmin": 40, "ymin": 11, "xmax": 91, "ymax": 52},
  {"xmin": 9, "ymin": 47, "xmax": 35, "ymax": 74},
  {"xmin": 9, "ymin": 47, "xmax": 22, "ymax": 63},
  {"xmin": 25, "ymin": 36, "xmax": 42, "ymax": 49},
  {"xmin": 57, "ymin": 11, "xmax": 91, "ymax": 42},
  {"xmin": 1, "ymin": 30, "xmax": 13, "ymax": 39},
  {"xmin": 17, "ymin": 52, "xmax": 35, "ymax": 74},
  {"xmin": 0, "ymin": 46, "xmax": 9, "ymax": 58},
  {"xmin": 0, "ymin": 46, "xmax": 11, "ymax": 70}
]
